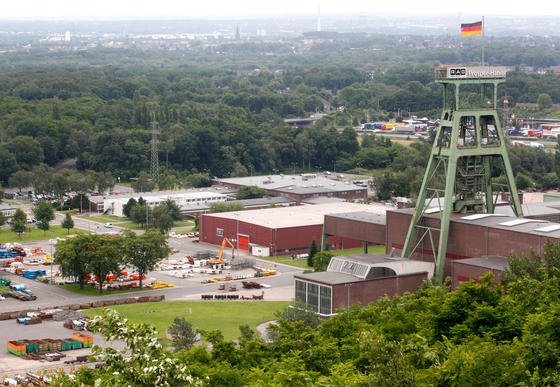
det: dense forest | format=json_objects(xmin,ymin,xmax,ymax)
[
  {"xmin": 52, "ymin": 243, "xmax": 560, "ymax": 385},
  {"xmin": 1, "ymin": 32, "xmax": 560, "ymax": 198}
]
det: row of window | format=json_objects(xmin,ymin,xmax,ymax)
[{"xmin": 295, "ymin": 280, "xmax": 332, "ymax": 315}]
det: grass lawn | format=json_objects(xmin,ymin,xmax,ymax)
[
  {"xmin": 173, "ymin": 220, "xmax": 195, "ymax": 228},
  {"xmin": 76, "ymin": 214, "xmax": 124, "ymax": 224},
  {"xmin": 260, "ymin": 244, "xmax": 386, "ymax": 268},
  {"xmin": 59, "ymin": 284, "xmax": 151, "ymax": 296},
  {"xmin": 76, "ymin": 215, "xmax": 193, "ymax": 231},
  {"xmin": 83, "ymin": 300, "xmax": 291, "ymax": 341},
  {"xmin": 0, "ymin": 225, "xmax": 89, "ymax": 244}
]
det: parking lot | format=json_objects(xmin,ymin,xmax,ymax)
[{"xmin": 0, "ymin": 224, "xmax": 300, "ymax": 376}]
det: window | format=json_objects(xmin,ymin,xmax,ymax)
[
  {"xmin": 308, "ymin": 283, "xmax": 319, "ymax": 311},
  {"xmin": 216, "ymin": 228, "xmax": 223, "ymax": 237},
  {"xmin": 319, "ymin": 286, "xmax": 332, "ymax": 315},
  {"xmin": 295, "ymin": 280, "xmax": 306, "ymax": 305}
]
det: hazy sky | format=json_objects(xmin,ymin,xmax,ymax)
[{"xmin": 2, "ymin": 0, "xmax": 558, "ymax": 19}]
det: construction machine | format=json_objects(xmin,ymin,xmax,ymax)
[{"xmin": 209, "ymin": 237, "xmax": 235, "ymax": 265}]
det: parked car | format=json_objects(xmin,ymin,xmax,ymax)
[
  {"xmin": 104, "ymin": 223, "xmax": 113, "ymax": 228},
  {"xmin": 506, "ymin": 128, "xmax": 524, "ymax": 136}
]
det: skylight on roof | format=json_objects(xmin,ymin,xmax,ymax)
[
  {"xmin": 499, "ymin": 219, "xmax": 540, "ymax": 227},
  {"xmin": 461, "ymin": 214, "xmax": 506, "ymax": 221},
  {"xmin": 534, "ymin": 224, "xmax": 560, "ymax": 233}
]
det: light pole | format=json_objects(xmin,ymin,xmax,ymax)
[
  {"xmin": 235, "ymin": 213, "xmax": 239, "ymax": 258},
  {"xmin": 49, "ymin": 238, "xmax": 56, "ymax": 284}
]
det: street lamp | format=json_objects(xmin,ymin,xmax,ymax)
[
  {"xmin": 235, "ymin": 213, "xmax": 239, "ymax": 258},
  {"xmin": 49, "ymin": 238, "xmax": 56, "ymax": 284}
]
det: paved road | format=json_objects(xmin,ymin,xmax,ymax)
[{"xmin": 1, "ymin": 217, "xmax": 300, "ymax": 314}]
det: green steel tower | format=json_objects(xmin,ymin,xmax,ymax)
[{"xmin": 401, "ymin": 66, "xmax": 523, "ymax": 282}]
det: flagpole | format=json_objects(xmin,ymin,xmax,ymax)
[{"xmin": 481, "ymin": 16, "xmax": 485, "ymax": 65}]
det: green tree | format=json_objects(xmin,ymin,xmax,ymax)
[
  {"xmin": 150, "ymin": 204, "xmax": 174, "ymax": 233},
  {"xmin": 130, "ymin": 203, "xmax": 149, "ymax": 228},
  {"xmin": 236, "ymin": 185, "xmax": 268, "ymax": 200},
  {"xmin": 55, "ymin": 235, "xmax": 90, "ymax": 289},
  {"xmin": 87, "ymin": 234, "xmax": 122, "ymax": 294},
  {"xmin": 8, "ymin": 170, "xmax": 33, "ymax": 192},
  {"xmin": 11, "ymin": 208, "xmax": 27, "ymax": 237},
  {"xmin": 313, "ymin": 251, "xmax": 334, "ymax": 272},
  {"xmin": 308, "ymin": 239, "xmax": 318, "ymax": 267},
  {"xmin": 61, "ymin": 213, "xmax": 74, "ymax": 234},
  {"xmin": 122, "ymin": 197, "xmax": 137, "ymax": 218},
  {"xmin": 163, "ymin": 198, "xmax": 182, "ymax": 221},
  {"xmin": 168, "ymin": 317, "xmax": 199, "ymax": 351},
  {"xmin": 123, "ymin": 230, "xmax": 168, "ymax": 288},
  {"xmin": 131, "ymin": 171, "xmax": 155, "ymax": 192},
  {"xmin": 537, "ymin": 93, "xmax": 553, "ymax": 110},
  {"xmin": 33, "ymin": 200, "xmax": 55, "ymax": 233},
  {"xmin": 0, "ymin": 212, "xmax": 6, "ymax": 227},
  {"xmin": 51, "ymin": 309, "xmax": 199, "ymax": 386},
  {"xmin": 209, "ymin": 202, "xmax": 244, "ymax": 213}
]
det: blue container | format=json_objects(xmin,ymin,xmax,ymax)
[{"xmin": 23, "ymin": 271, "xmax": 37, "ymax": 279}]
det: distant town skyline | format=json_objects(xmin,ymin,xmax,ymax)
[{"xmin": 2, "ymin": 0, "xmax": 559, "ymax": 20}]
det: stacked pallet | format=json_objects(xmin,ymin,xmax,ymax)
[
  {"xmin": 71, "ymin": 332, "xmax": 93, "ymax": 348},
  {"xmin": 7, "ymin": 341, "xmax": 26, "ymax": 356},
  {"xmin": 6, "ymin": 334, "xmax": 93, "ymax": 357}
]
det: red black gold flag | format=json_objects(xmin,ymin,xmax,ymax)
[{"xmin": 461, "ymin": 21, "xmax": 482, "ymax": 36}]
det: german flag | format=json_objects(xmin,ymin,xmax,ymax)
[{"xmin": 461, "ymin": 21, "xmax": 482, "ymax": 36}]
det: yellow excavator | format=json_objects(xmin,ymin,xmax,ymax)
[{"xmin": 209, "ymin": 237, "xmax": 235, "ymax": 265}]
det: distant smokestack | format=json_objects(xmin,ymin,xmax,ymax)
[{"xmin": 317, "ymin": 3, "xmax": 321, "ymax": 32}]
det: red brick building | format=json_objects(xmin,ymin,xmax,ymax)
[
  {"xmin": 294, "ymin": 255, "xmax": 433, "ymax": 315},
  {"xmin": 200, "ymin": 203, "xmax": 386, "ymax": 256}
]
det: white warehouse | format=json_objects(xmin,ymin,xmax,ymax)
[{"xmin": 90, "ymin": 190, "xmax": 228, "ymax": 217}]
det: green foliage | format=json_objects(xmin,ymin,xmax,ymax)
[
  {"xmin": 236, "ymin": 185, "xmax": 268, "ymax": 200},
  {"xmin": 150, "ymin": 203, "xmax": 174, "ymax": 233},
  {"xmin": 0, "ymin": 212, "xmax": 5, "ymax": 227},
  {"xmin": 308, "ymin": 239, "xmax": 318, "ymax": 267},
  {"xmin": 50, "ymin": 309, "xmax": 200, "ymax": 386},
  {"xmin": 55, "ymin": 233, "xmax": 122, "ymax": 293},
  {"xmin": 10, "ymin": 208, "xmax": 27, "ymax": 237},
  {"xmin": 33, "ymin": 200, "xmax": 55, "ymax": 232},
  {"xmin": 131, "ymin": 171, "xmax": 155, "ymax": 192},
  {"xmin": 168, "ymin": 317, "xmax": 199, "ymax": 351},
  {"xmin": 122, "ymin": 230, "xmax": 168, "ymax": 288},
  {"xmin": 209, "ymin": 202, "xmax": 244, "ymax": 213},
  {"xmin": 122, "ymin": 197, "xmax": 137, "ymax": 218},
  {"xmin": 313, "ymin": 251, "xmax": 334, "ymax": 272}
]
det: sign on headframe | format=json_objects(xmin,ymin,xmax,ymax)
[{"xmin": 443, "ymin": 66, "xmax": 507, "ymax": 79}]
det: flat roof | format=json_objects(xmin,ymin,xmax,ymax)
[
  {"xmin": 295, "ymin": 254, "xmax": 432, "ymax": 285},
  {"xmin": 228, "ymin": 197, "xmax": 295, "ymax": 207},
  {"xmin": 204, "ymin": 202, "xmax": 387, "ymax": 228},
  {"xmin": 92, "ymin": 187, "xmax": 233, "ymax": 202},
  {"xmin": 390, "ymin": 204, "xmax": 560, "ymax": 238},
  {"xmin": 454, "ymin": 256, "xmax": 508, "ymax": 271},
  {"xmin": 326, "ymin": 211, "xmax": 387, "ymax": 225},
  {"xmin": 215, "ymin": 174, "xmax": 367, "ymax": 193},
  {"xmin": 302, "ymin": 196, "xmax": 345, "ymax": 205},
  {"xmin": 295, "ymin": 271, "xmax": 362, "ymax": 285}
]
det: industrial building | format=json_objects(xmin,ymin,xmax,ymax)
[
  {"xmin": 89, "ymin": 188, "xmax": 229, "ymax": 217},
  {"xmin": 214, "ymin": 173, "xmax": 368, "ymax": 203},
  {"xmin": 199, "ymin": 202, "xmax": 387, "ymax": 256},
  {"xmin": 294, "ymin": 254, "xmax": 434, "ymax": 316}
]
